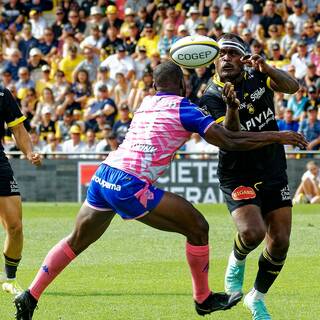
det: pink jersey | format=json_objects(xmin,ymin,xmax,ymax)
[{"xmin": 105, "ymin": 93, "xmax": 214, "ymax": 183}]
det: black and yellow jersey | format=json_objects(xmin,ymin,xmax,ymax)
[
  {"xmin": 0, "ymin": 87, "xmax": 26, "ymax": 167},
  {"xmin": 200, "ymin": 69, "xmax": 287, "ymax": 182}
]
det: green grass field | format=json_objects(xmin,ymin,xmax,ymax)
[{"xmin": 0, "ymin": 203, "xmax": 319, "ymax": 320}]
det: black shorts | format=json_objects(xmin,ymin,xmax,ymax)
[
  {"xmin": 0, "ymin": 170, "xmax": 20, "ymax": 196},
  {"xmin": 220, "ymin": 178, "xmax": 292, "ymax": 215}
]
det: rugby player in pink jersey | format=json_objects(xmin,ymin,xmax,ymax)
[{"xmin": 14, "ymin": 61, "xmax": 307, "ymax": 319}]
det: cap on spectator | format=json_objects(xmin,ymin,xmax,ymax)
[
  {"xmin": 56, "ymin": 7, "xmax": 64, "ymax": 14},
  {"xmin": 119, "ymin": 103, "xmax": 129, "ymax": 110},
  {"xmin": 97, "ymin": 83, "xmax": 108, "ymax": 91},
  {"xmin": 308, "ymin": 85, "xmax": 317, "ymax": 93},
  {"xmin": 188, "ymin": 6, "xmax": 200, "ymax": 14},
  {"xmin": 125, "ymin": 8, "xmax": 135, "ymax": 16},
  {"xmin": 129, "ymin": 22, "xmax": 138, "ymax": 29},
  {"xmin": 91, "ymin": 24, "xmax": 100, "ymax": 30},
  {"xmin": 98, "ymin": 65, "xmax": 109, "ymax": 72},
  {"xmin": 271, "ymin": 42, "xmax": 280, "ymax": 51},
  {"xmin": 65, "ymin": 109, "xmax": 73, "ymax": 117},
  {"xmin": 178, "ymin": 24, "xmax": 187, "ymax": 33},
  {"xmin": 243, "ymin": 3, "xmax": 254, "ymax": 11},
  {"xmin": 90, "ymin": 6, "xmax": 102, "ymax": 15},
  {"xmin": 2, "ymin": 68, "xmax": 12, "ymax": 75},
  {"xmin": 157, "ymin": 2, "xmax": 167, "ymax": 9},
  {"xmin": 297, "ymin": 39, "xmax": 307, "ymax": 46},
  {"xmin": 103, "ymin": 123, "xmax": 112, "ymax": 130},
  {"xmin": 165, "ymin": 24, "xmax": 175, "ymax": 31},
  {"xmin": 63, "ymin": 24, "xmax": 74, "ymax": 34},
  {"xmin": 213, "ymin": 22, "xmax": 223, "ymax": 30},
  {"xmin": 294, "ymin": 0, "xmax": 303, "ymax": 8},
  {"xmin": 41, "ymin": 64, "xmax": 50, "ymax": 72},
  {"xmin": 29, "ymin": 9, "xmax": 38, "ymax": 17},
  {"xmin": 106, "ymin": 5, "xmax": 117, "ymax": 14},
  {"xmin": 307, "ymin": 105, "xmax": 317, "ymax": 112},
  {"xmin": 144, "ymin": 23, "xmax": 153, "ymax": 29},
  {"xmin": 116, "ymin": 44, "xmax": 126, "ymax": 52},
  {"xmin": 138, "ymin": 45, "xmax": 147, "ymax": 52},
  {"xmin": 196, "ymin": 23, "xmax": 207, "ymax": 30},
  {"xmin": 29, "ymin": 47, "xmax": 42, "ymax": 56},
  {"xmin": 241, "ymin": 28, "xmax": 251, "ymax": 36},
  {"xmin": 41, "ymin": 106, "xmax": 52, "ymax": 115},
  {"xmin": 70, "ymin": 125, "xmax": 81, "ymax": 134},
  {"xmin": 222, "ymin": 3, "xmax": 232, "ymax": 9},
  {"xmin": 106, "ymin": 132, "xmax": 117, "ymax": 140}
]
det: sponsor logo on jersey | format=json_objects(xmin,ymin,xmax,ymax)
[
  {"xmin": 250, "ymin": 87, "xmax": 265, "ymax": 102},
  {"xmin": 10, "ymin": 178, "xmax": 19, "ymax": 193},
  {"xmin": 92, "ymin": 175, "xmax": 121, "ymax": 191},
  {"xmin": 247, "ymin": 103, "xmax": 255, "ymax": 114},
  {"xmin": 280, "ymin": 185, "xmax": 291, "ymax": 201},
  {"xmin": 131, "ymin": 144, "xmax": 157, "ymax": 153},
  {"xmin": 198, "ymin": 105, "xmax": 210, "ymax": 116},
  {"xmin": 231, "ymin": 186, "xmax": 256, "ymax": 201},
  {"xmin": 240, "ymin": 107, "xmax": 275, "ymax": 131}
]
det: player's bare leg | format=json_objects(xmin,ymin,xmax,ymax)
[
  {"xmin": 15, "ymin": 203, "xmax": 115, "ymax": 320},
  {"xmin": 0, "ymin": 195, "xmax": 23, "ymax": 295},
  {"xmin": 139, "ymin": 191, "xmax": 241, "ymax": 315}
]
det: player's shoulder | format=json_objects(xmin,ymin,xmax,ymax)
[
  {"xmin": 202, "ymin": 78, "xmax": 223, "ymax": 100},
  {"xmin": 0, "ymin": 85, "xmax": 9, "ymax": 96}
]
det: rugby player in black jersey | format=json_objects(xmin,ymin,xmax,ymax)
[
  {"xmin": 200, "ymin": 33, "xmax": 301, "ymax": 319},
  {"xmin": 0, "ymin": 87, "xmax": 41, "ymax": 295}
]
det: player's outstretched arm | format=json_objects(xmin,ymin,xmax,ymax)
[
  {"xmin": 11, "ymin": 123, "xmax": 42, "ymax": 166},
  {"xmin": 241, "ymin": 54, "xmax": 299, "ymax": 94},
  {"xmin": 204, "ymin": 124, "xmax": 308, "ymax": 151},
  {"xmin": 222, "ymin": 82, "xmax": 241, "ymax": 131}
]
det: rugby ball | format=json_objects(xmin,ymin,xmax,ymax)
[{"xmin": 169, "ymin": 35, "xmax": 220, "ymax": 68}]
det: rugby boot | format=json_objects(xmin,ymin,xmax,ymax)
[
  {"xmin": 244, "ymin": 292, "xmax": 272, "ymax": 320},
  {"xmin": 225, "ymin": 253, "xmax": 245, "ymax": 297},
  {"xmin": 195, "ymin": 292, "xmax": 239, "ymax": 316},
  {"xmin": 14, "ymin": 290, "xmax": 38, "ymax": 320},
  {"xmin": 2, "ymin": 278, "xmax": 23, "ymax": 295}
]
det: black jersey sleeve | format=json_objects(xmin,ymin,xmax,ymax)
[
  {"xmin": 0, "ymin": 88, "xmax": 26, "ymax": 128},
  {"xmin": 199, "ymin": 82, "xmax": 226, "ymax": 124}
]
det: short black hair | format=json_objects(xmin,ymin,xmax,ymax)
[{"xmin": 153, "ymin": 61, "xmax": 183, "ymax": 89}]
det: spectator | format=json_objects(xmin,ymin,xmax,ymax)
[
  {"xmin": 0, "ymin": 69, "xmax": 15, "ymax": 88},
  {"xmin": 290, "ymin": 40, "xmax": 311, "ymax": 80},
  {"xmin": 101, "ymin": 5, "xmax": 123, "ymax": 34},
  {"xmin": 29, "ymin": 9, "xmax": 47, "ymax": 40},
  {"xmin": 37, "ymin": 106, "xmax": 56, "ymax": 142},
  {"xmin": 66, "ymin": 9, "xmax": 86, "ymax": 42},
  {"xmin": 29, "ymin": 128, "xmax": 45, "ymax": 152},
  {"xmin": 266, "ymin": 43, "xmax": 290, "ymax": 69},
  {"xmin": 120, "ymin": 8, "xmax": 137, "ymax": 39},
  {"xmin": 51, "ymin": 7, "xmax": 66, "ymax": 39},
  {"xmin": 216, "ymin": 3, "xmax": 238, "ymax": 33},
  {"xmin": 112, "ymin": 103, "xmax": 132, "ymax": 145},
  {"xmin": 241, "ymin": 28, "xmax": 254, "ymax": 52},
  {"xmin": 56, "ymin": 86, "xmax": 81, "ymax": 118},
  {"xmin": 287, "ymin": 1, "xmax": 308, "ymax": 35},
  {"xmin": 42, "ymin": 132, "xmax": 63, "ymax": 159},
  {"xmin": 134, "ymin": 46, "xmax": 150, "ymax": 80},
  {"xmin": 304, "ymin": 86, "xmax": 320, "ymax": 111},
  {"xmin": 250, "ymin": 39, "xmax": 266, "ymax": 59},
  {"xmin": 206, "ymin": 5, "xmax": 220, "ymax": 31},
  {"xmin": 280, "ymin": 22, "xmax": 298, "ymax": 59},
  {"xmin": 100, "ymin": 44, "xmax": 135, "ymax": 81},
  {"xmin": 287, "ymin": 87, "xmax": 308, "ymax": 121},
  {"xmin": 301, "ymin": 20, "xmax": 317, "ymax": 51},
  {"xmin": 137, "ymin": 23, "xmax": 160, "ymax": 58},
  {"xmin": 58, "ymin": 45, "xmax": 84, "ymax": 83},
  {"xmin": 195, "ymin": 23, "xmax": 208, "ymax": 36},
  {"xmin": 51, "ymin": 70, "xmax": 69, "ymax": 104},
  {"xmin": 265, "ymin": 24, "xmax": 281, "ymax": 57},
  {"xmin": 163, "ymin": 5, "xmax": 184, "ymax": 31},
  {"xmin": 101, "ymin": 26, "xmax": 124, "ymax": 57},
  {"xmin": 277, "ymin": 109, "xmax": 299, "ymax": 132},
  {"xmin": 82, "ymin": 129, "xmax": 97, "ymax": 156},
  {"xmin": 16, "ymin": 67, "xmax": 35, "ymax": 99},
  {"xmin": 298, "ymin": 105, "xmax": 320, "ymax": 150},
  {"xmin": 3, "ymin": 0, "xmax": 26, "ymax": 31},
  {"xmin": 71, "ymin": 68, "xmax": 93, "ymax": 107},
  {"xmin": 94, "ymin": 66, "xmax": 116, "ymax": 97},
  {"xmin": 4, "ymin": 48, "xmax": 27, "ymax": 81},
  {"xmin": 239, "ymin": 3, "xmax": 260, "ymax": 34},
  {"xmin": 37, "ymin": 27, "xmax": 58, "ymax": 60},
  {"xmin": 257, "ymin": 0, "xmax": 283, "ymax": 39},
  {"xmin": 293, "ymin": 161, "xmax": 320, "ymax": 204},
  {"xmin": 136, "ymin": 7, "xmax": 152, "ymax": 33},
  {"xmin": 114, "ymin": 72, "xmax": 131, "ymax": 107},
  {"xmin": 81, "ymin": 24, "xmax": 106, "ymax": 55},
  {"xmin": 56, "ymin": 110, "xmax": 74, "ymax": 142},
  {"xmin": 17, "ymin": 22, "xmax": 39, "ymax": 61},
  {"xmin": 20, "ymin": 88, "xmax": 39, "ymax": 128},
  {"xmin": 84, "ymin": 84, "xmax": 117, "ymax": 131},
  {"xmin": 177, "ymin": 24, "xmax": 189, "ymax": 38},
  {"xmin": 185, "ymin": 6, "xmax": 204, "ymax": 36},
  {"xmin": 123, "ymin": 22, "xmax": 140, "ymax": 56},
  {"xmin": 36, "ymin": 64, "xmax": 53, "ymax": 96},
  {"xmin": 62, "ymin": 124, "xmax": 86, "ymax": 157},
  {"xmin": 27, "ymin": 47, "xmax": 48, "ymax": 83},
  {"xmin": 2, "ymin": 29, "xmax": 19, "ymax": 59},
  {"xmin": 95, "ymin": 123, "xmax": 113, "ymax": 152},
  {"xmin": 158, "ymin": 24, "xmax": 178, "ymax": 57},
  {"xmin": 300, "ymin": 63, "xmax": 319, "ymax": 88},
  {"xmin": 86, "ymin": 6, "xmax": 105, "ymax": 32},
  {"xmin": 311, "ymin": 41, "xmax": 320, "ymax": 76}
]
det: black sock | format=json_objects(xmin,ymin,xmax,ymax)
[
  {"xmin": 254, "ymin": 249, "xmax": 285, "ymax": 294},
  {"xmin": 233, "ymin": 233, "xmax": 256, "ymax": 260},
  {"xmin": 4, "ymin": 254, "xmax": 21, "ymax": 279}
]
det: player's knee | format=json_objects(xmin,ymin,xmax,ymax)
[
  {"xmin": 6, "ymin": 221, "xmax": 23, "ymax": 238},
  {"xmin": 240, "ymin": 227, "xmax": 265, "ymax": 248},
  {"xmin": 269, "ymin": 232, "xmax": 290, "ymax": 255},
  {"xmin": 188, "ymin": 218, "xmax": 209, "ymax": 245}
]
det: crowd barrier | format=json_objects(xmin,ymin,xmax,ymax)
[{"xmin": 7, "ymin": 152, "xmax": 315, "ymax": 203}]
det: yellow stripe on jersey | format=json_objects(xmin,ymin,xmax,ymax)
[
  {"xmin": 215, "ymin": 116, "xmax": 225, "ymax": 124},
  {"xmin": 212, "ymin": 74, "xmax": 224, "ymax": 87},
  {"xmin": 7, "ymin": 116, "xmax": 26, "ymax": 128},
  {"xmin": 266, "ymin": 77, "xmax": 273, "ymax": 90}
]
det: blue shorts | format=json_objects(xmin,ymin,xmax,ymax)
[{"xmin": 86, "ymin": 164, "xmax": 165, "ymax": 220}]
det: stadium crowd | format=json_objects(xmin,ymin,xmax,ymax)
[{"xmin": 0, "ymin": 0, "xmax": 320, "ymax": 157}]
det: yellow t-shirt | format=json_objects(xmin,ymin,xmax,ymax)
[
  {"xmin": 58, "ymin": 55, "xmax": 84, "ymax": 83},
  {"xmin": 137, "ymin": 35, "xmax": 160, "ymax": 58}
]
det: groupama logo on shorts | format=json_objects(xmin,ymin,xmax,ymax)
[{"xmin": 231, "ymin": 186, "xmax": 256, "ymax": 200}]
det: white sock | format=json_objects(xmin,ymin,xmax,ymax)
[
  {"xmin": 249, "ymin": 288, "xmax": 265, "ymax": 301},
  {"xmin": 230, "ymin": 251, "xmax": 246, "ymax": 266}
]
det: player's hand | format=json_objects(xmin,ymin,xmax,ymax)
[
  {"xmin": 222, "ymin": 82, "xmax": 240, "ymax": 109},
  {"xmin": 240, "ymin": 54, "xmax": 271, "ymax": 74},
  {"xmin": 27, "ymin": 152, "xmax": 42, "ymax": 166},
  {"xmin": 277, "ymin": 131, "xmax": 308, "ymax": 149}
]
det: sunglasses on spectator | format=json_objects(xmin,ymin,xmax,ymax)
[{"xmin": 69, "ymin": 15, "xmax": 79, "ymax": 18}]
